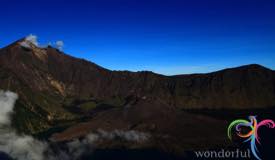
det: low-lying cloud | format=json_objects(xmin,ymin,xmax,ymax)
[
  {"xmin": 46, "ymin": 130, "xmax": 150, "ymax": 160},
  {"xmin": 94, "ymin": 129, "xmax": 150, "ymax": 142},
  {"xmin": 0, "ymin": 91, "xmax": 47, "ymax": 160},
  {"xmin": 0, "ymin": 90, "xmax": 150, "ymax": 160},
  {"xmin": 0, "ymin": 91, "xmax": 18, "ymax": 125}
]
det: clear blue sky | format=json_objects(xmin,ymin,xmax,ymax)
[{"xmin": 1, "ymin": 0, "xmax": 275, "ymax": 75}]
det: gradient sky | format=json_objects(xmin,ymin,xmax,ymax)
[{"xmin": 1, "ymin": 0, "xmax": 275, "ymax": 75}]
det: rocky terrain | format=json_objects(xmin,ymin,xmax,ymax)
[{"xmin": 0, "ymin": 38, "xmax": 275, "ymax": 157}]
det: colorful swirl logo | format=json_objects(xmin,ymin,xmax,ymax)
[{"xmin": 227, "ymin": 116, "xmax": 275, "ymax": 160}]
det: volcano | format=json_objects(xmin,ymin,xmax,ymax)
[{"xmin": 0, "ymin": 38, "xmax": 275, "ymax": 157}]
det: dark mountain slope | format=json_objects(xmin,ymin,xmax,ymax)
[{"xmin": 0, "ymin": 39, "xmax": 275, "ymax": 136}]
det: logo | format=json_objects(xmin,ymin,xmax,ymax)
[{"xmin": 227, "ymin": 116, "xmax": 275, "ymax": 160}]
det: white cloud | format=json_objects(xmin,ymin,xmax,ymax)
[
  {"xmin": 0, "ymin": 132, "xmax": 48, "ymax": 160},
  {"xmin": 25, "ymin": 34, "xmax": 39, "ymax": 46},
  {"xmin": 20, "ymin": 34, "xmax": 39, "ymax": 49},
  {"xmin": 0, "ymin": 90, "xmax": 150, "ymax": 160},
  {"xmin": 0, "ymin": 91, "xmax": 18, "ymax": 125},
  {"xmin": 19, "ymin": 35, "xmax": 65, "ymax": 51},
  {"xmin": 55, "ymin": 41, "xmax": 64, "ymax": 51},
  {"xmin": 46, "ymin": 130, "xmax": 150, "ymax": 160},
  {"xmin": 0, "ymin": 90, "xmax": 47, "ymax": 160},
  {"xmin": 93, "ymin": 129, "xmax": 150, "ymax": 142}
]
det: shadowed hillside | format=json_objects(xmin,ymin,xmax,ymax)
[{"xmin": 0, "ymin": 38, "xmax": 275, "ymax": 156}]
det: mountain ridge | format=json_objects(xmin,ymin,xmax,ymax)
[{"xmin": 0, "ymin": 39, "xmax": 275, "ymax": 136}]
